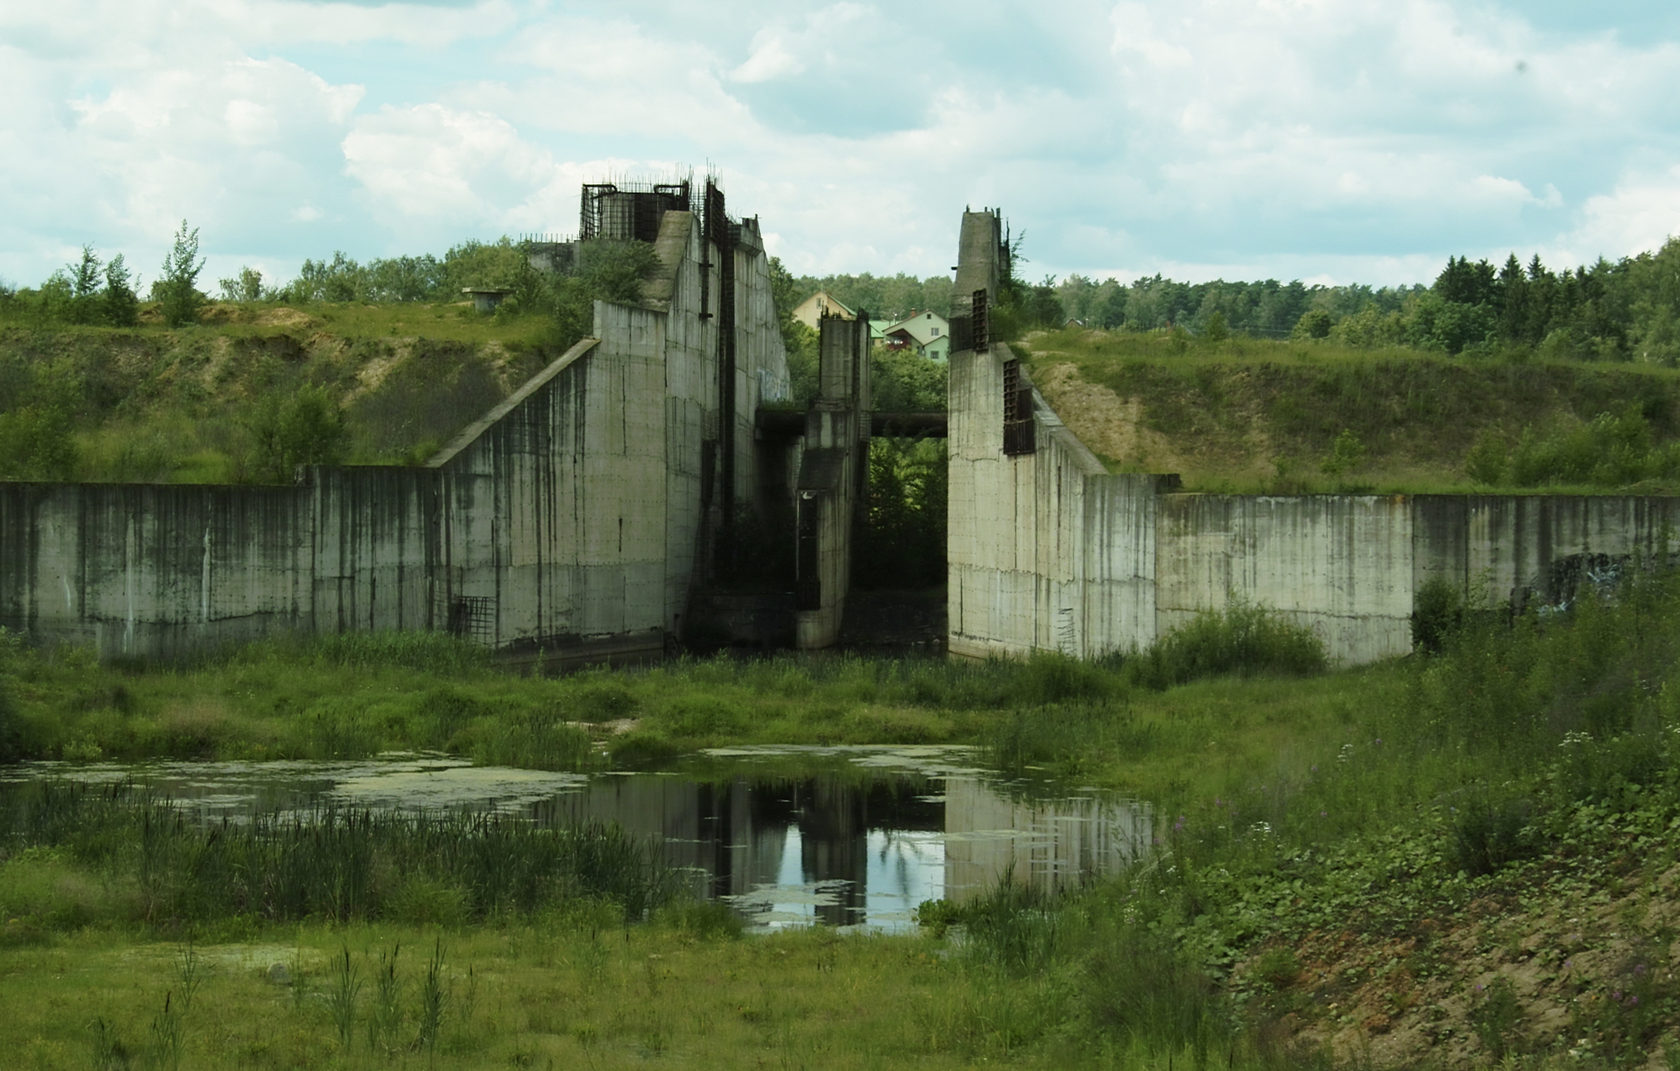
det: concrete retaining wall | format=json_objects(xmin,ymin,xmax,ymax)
[
  {"xmin": 945, "ymin": 209, "xmax": 1680, "ymax": 666},
  {"xmin": 0, "ymin": 207, "xmax": 789, "ymax": 661}
]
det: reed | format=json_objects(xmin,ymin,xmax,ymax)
[{"xmin": 2, "ymin": 782, "xmax": 680, "ymax": 926}]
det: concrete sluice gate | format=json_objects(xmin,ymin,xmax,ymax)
[{"xmin": 7, "ymin": 193, "xmax": 1679, "ymax": 666}]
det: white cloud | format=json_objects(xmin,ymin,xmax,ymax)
[
  {"xmin": 729, "ymin": 2, "xmax": 874, "ymax": 83},
  {"xmin": 1552, "ymin": 166, "xmax": 1680, "ymax": 263},
  {"xmin": 730, "ymin": 34, "xmax": 804, "ymax": 84},
  {"xmin": 343, "ymin": 104, "xmax": 550, "ymax": 222},
  {"xmin": 65, "ymin": 57, "xmax": 364, "ymax": 242},
  {"xmin": 3, "ymin": 0, "xmax": 1680, "ymax": 289}
]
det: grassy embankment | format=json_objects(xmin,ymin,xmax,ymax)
[
  {"xmin": 1019, "ymin": 326, "xmax": 1680, "ymax": 496},
  {"xmin": 7, "ymin": 578, "xmax": 1680, "ymax": 1067},
  {"xmin": 0, "ymin": 302, "xmax": 561, "ymax": 483}
]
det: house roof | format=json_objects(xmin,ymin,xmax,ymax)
[
  {"xmin": 882, "ymin": 310, "xmax": 950, "ymax": 348},
  {"xmin": 792, "ymin": 292, "xmax": 860, "ymax": 325}
]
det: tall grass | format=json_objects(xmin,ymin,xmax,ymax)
[
  {"xmin": 1120, "ymin": 603, "xmax": 1326, "ymax": 690},
  {"xmin": 889, "ymin": 558, "xmax": 1680, "ymax": 1066},
  {"xmin": 1, "ymin": 781, "xmax": 679, "ymax": 926}
]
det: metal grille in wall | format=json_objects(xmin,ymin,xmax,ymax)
[
  {"xmin": 446, "ymin": 596, "xmax": 496, "ymax": 645},
  {"xmin": 1002, "ymin": 359, "xmax": 1036, "ymax": 456},
  {"xmin": 950, "ymin": 287, "xmax": 988, "ymax": 353},
  {"xmin": 970, "ymin": 288, "xmax": 989, "ymax": 351}
]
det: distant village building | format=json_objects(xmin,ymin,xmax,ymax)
[
  {"xmin": 880, "ymin": 310, "xmax": 951, "ymax": 361},
  {"xmin": 792, "ymin": 291, "xmax": 858, "ymax": 331}
]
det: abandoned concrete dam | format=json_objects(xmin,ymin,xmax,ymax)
[
  {"xmin": 0, "ymin": 181, "xmax": 869, "ymax": 662},
  {"xmin": 3, "ymin": 192, "xmax": 1679, "ymax": 667}
]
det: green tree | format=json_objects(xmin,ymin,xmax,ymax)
[
  {"xmin": 871, "ymin": 349, "xmax": 948, "ymax": 412},
  {"xmin": 855, "ymin": 437, "xmax": 948, "ymax": 589},
  {"xmin": 246, "ymin": 385, "xmax": 348, "ymax": 483},
  {"xmin": 1293, "ymin": 308, "xmax": 1332, "ymax": 340},
  {"xmin": 219, "ymin": 266, "xmax": 265, "ymax": 303},
  {"xmin": 1030, "ymin": 274, "xmax": 1064, "ymax": 327},
  {"xmin": 102, "ymin": 254, "xmax": 139, "ymax": 327},
  {"xmin": 1496, "ymin": 253, "xmax": 1531, "ymax": 345},
  {"xmin": 1202, "ymin": 309, "xmax": 1229, "ymax": 343},
  {"xmin": 770, "ymin": 256, "xmax": 820, "ymax": 404},
  {"xmin": 68, "ymin": 245, "xmax": 102, "ymax": 325},
  {"xmin": 1403, "ymin": 292, "xmax": 1496, "ymax": 354},
  {"xmin": 365, "ymin": 255, "xmax": 444, "ymax": 302},
  {"xmin": 1434, "ymin": 255, "xmax": 1497, "ymax": 306},
  {"xmin": 289, "ymin": 252, "xmax": 368, "ymax": 303},
  {"xmin": 1096, "ymin": 280, "xmax": 1128, "ymax": 328},
  {"xmin": 156, "ymin": 220, "xmax": 206, "ymax": 327}
]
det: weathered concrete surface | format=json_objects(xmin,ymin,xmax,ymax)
[
  {"xmin": 794, "ymin": 315, "xmax": 871, "ymax": 649},
  {"xmin": 1154, "ymin": 493, "xmax": 1415, "ymax": 664},
  {"xmin": 948, "ymin": 339, "xmax": 1167, "ymax": 661},
  {"xmin": 0, "ymin": 482, "xmax": 312, "ymax": 658},
  {"xmin": 0, "ymin": 195, "xmax": 791, "ymax": 661},
  {"xmin": 946, "ymin": 208, "xmax": 1680, "ymax": 665}
]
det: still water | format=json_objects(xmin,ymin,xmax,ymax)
[{"xmin": 2, "ymin": 746, "xmax": 1151, "ymax": 933}]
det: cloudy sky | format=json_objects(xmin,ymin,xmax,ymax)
[{"xmin": 4, "ymin": 0, "xmax": 1680, "ymax": 294}]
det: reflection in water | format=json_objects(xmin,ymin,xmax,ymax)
[
  {"xmin": 2, "ymin": 749, "xmax": 1151, "ymax": 933},
  {"xmin": 526, "ymin": 768, "xmax": 1150, "ymax": 932}
]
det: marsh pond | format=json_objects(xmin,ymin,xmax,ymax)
[{"xmin": 1, "ymin": 746, "xmax": 1151, "ymax": 932}]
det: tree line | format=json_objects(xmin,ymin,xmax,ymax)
[
  {"xmin": 792, "ymin": 236, "xmax": 1680, "ymax": 364},
  {"xmin": 11, "ymin": 219, "xmax": 1676, "ymax": 367},
  {"xmin": 1, "ymin": 221, "xmax": 209, "ymax": 330}
]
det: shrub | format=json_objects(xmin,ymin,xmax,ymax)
[
  {"xmin": 1083, "ymin": 924, "xmax": 1231, "ymax": 1055},
  {"xmin": 1462, "ymin": 428, "xmax": 1507, "ymax": 484},
  {"xmin": 1469, "ymin": 975, "xmax": 1523, "ymax": 1060},
  {"xmin": 1008, "ymin": 651, "xmax": 1116, "ymax": 705},
  {"xmin": 1449, "ymin": 789, "xmax": 1536, "ymax": 877},
  {"xmin": 607, "ymin": 731, "xmax": 682, "ymax": 769},
  {"xmin": 245, "ymin": 384, "xmax": 348, "ymax": 483},
  {"xmin": 1124, "ymin": 605, "xmax": 1326, "ymax": 690},
  {"xmin": 1411, "ymin": 576, "xmax": 1466, "ymax": 654}
]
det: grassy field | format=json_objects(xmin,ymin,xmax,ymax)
[
  {"xmin": 8, "ymin": 578, "xmax": 1680, "ymax": 1066},
  {"xmin": 1019, "ymin": 326, "xmax": 1680, "ymax": 495},
  {"xmin": 0, "ymin": 303, "xmax": 563, "ymax": 483}
]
